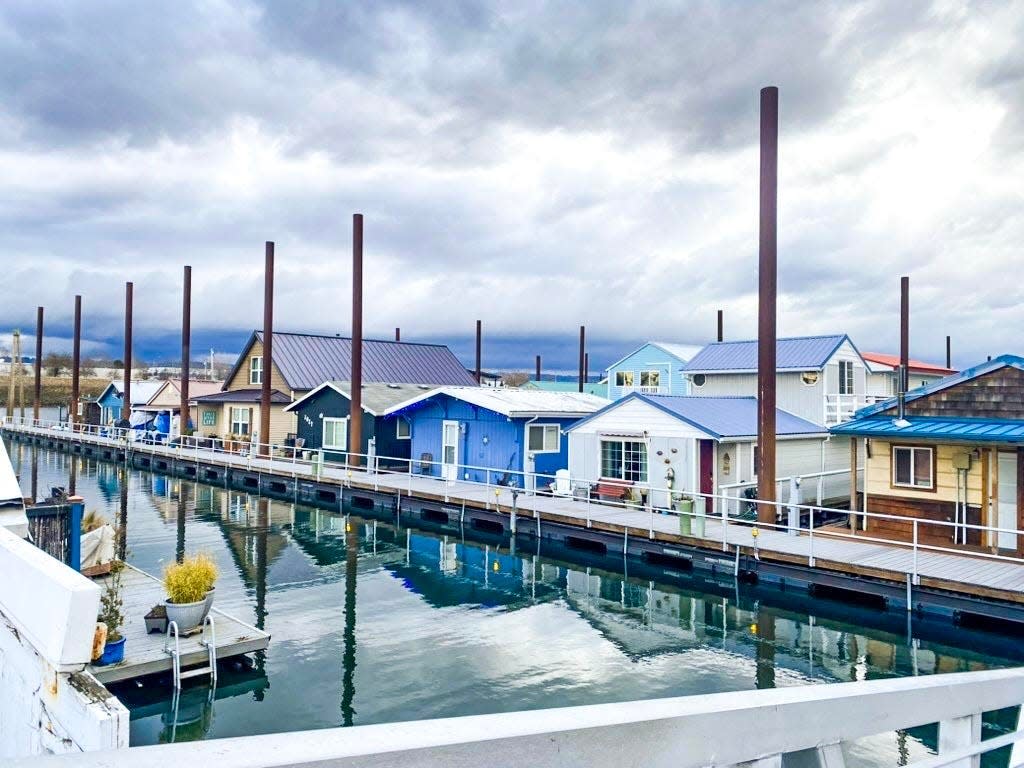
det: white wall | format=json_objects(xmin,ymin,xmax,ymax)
[{"xmin": 0, "ymin": 527, "xmax": 128, "ymax": 758}]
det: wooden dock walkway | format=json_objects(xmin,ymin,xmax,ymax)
[
  {"xmin": 89, "ymin": 564, "xmax": 269, "ymax": 685},
  {"xmin": 7, "ymin": 422, "xmax": 1024, "ymax": 609}
]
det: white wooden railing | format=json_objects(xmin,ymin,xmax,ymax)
[
  {"xmin": 8, "ymin": 668, "xmax": 1024, "ymax": 767},
  {"xmin": 824, "ymin": 393, "xmax": 889, "ymax": 425}
]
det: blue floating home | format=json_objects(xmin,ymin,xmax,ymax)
[
  {"xmin": 383, "ymin": 387, "xmax": 608, "ymax": 488},
  {"xmin": 283, "ymin": 382, "xmax": 432, "ymax": 465},
  {"xmin": 605, "ymin": 342, "xmax": 701, "ymax": 400}
]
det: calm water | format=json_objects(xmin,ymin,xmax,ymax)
[{"xmin": 8, "ymin": 440, "xmax": 1023, "ymax": 765}]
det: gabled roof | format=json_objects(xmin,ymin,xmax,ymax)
[
  {"xmin": 191, "ymin": 388, "xmax": 291, "ymax": 404},
  {"xmin": 519, "ymin": 380, "xmax": 608, "ymax": 397},
  {"xmin": 149, "ymin": 379, "xmax": 224, "ymax": 402},
  {"xmin": 604, "ymin": 341, "xmax": 702, "ymax": 372},
  {"xmin": 682, "ymin": 334, "xmax": 860, "ymax": 374},
  {"xmin": 567, "ymin": 393, "xmax": 827, "ymax": 441},
  {"xmin": 224, "ymin": 331, "xmax": 477, "ymax": 392},
  {"xmin": 284, "ymin": 382, "xmax": 436, "ymax": 417},
  {"xmin": 383, "ymin": 386, "xmax": 608, "ymax": 419},
  {"xmin": 96, "ymin": 380, "xmax": 164, "ymax": 407},
  {"xmin": 842, "ymin": 354, "xmax": 1024, "ymax": 421},
  {"xmin": 861, "ymin": 352, "xmax": 955, "ymax": 376},
  {"xmin": 831, "ymin": 415, "xmax": 1024, "ymax": 443}
]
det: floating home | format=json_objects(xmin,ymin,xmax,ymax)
[
  {"xmin": 193, "ymin": 331, "xmax": 476, "ymax": 445},
  {"xmin": 283, "ymin": 382, "xmax": 432, "ymax": 465},
  {"xmin": 604, "ymin": 342, "xmax": 700, "ymax": 400},
  {"xmin": 383, "ymin": 387, "xmax": 607, "ymax": 488},
  {"xmin": 94, "ymin": 380, "xmax": 163, "ymax": 426},
  {"xmin": 136, "ymin": 379, "xmax": 222, "ymax": 435},
  {"xmin": 831, "ymin": 355, "xmax": 1024, "ymax": 554},
  {"xmin": 519, "ymin": 379, "xmax": 608, "ymax": 398},
  {"xmin": 862, "ymin": 352, "xmax": 956, "ymax": 397},
  {"xmin": 565, "ymin": 393, "xmax": 832, "ymax": 509}
]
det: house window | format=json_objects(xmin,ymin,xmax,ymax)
[
  {"xmin": 323, "ymin": 417, "xmax": 348, "ymax": 451},
  {"xmin": 892, "ymin": 446, "xmax": 933, "ymax": 489},
  {"xmin": 615, "ymin": 371, "xmax": 634, "ymax": 387},
  {"xmin": 838, "ymin": 360, "xmax": 854, "ymax": 395},
  {"xmin": 640, "ymin": 370, "xmax": 660, "ymax": 388},
  {"xmin": 801, "ymin": 371, "xmax": 819, "ymax": 386},
  {"xmin": 249, "ymin": 356, "xmax": 263, "ymax": 385},
  {"xmin": 691, "ymin": 374, "xmax": 706, "ymax": 387},
  {"xmin": 527, "ymin": 424, "xmax": 560, "ymax": 453},
  {"xmin": 396, "ymin": 418, "xmax": 411, "ymax": 440},
  {"xmin": 600, "ymin": 439, "xmax": 648, "ymax": 482},
  {"xmin": 229, "ymin": 407, "xmax": 250, "ymax": 436}
]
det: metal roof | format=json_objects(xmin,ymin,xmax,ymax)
[
  {"xmin": 149, "ymin": 379, "xmax": 224, "ymax": 402},
  {"xmin": 225, "ymin": 332, "xmax": 477, "ymax": 391},
  {"xmin": 831, "ymin": 415, "xmax": 1024, "ymax": 443},
  {"xmin": 98, "ymin": 379, "xmax": 164, "ymax": 407},
  {"xmin": 519, "ymin": 380, "xmax": 608, "ymax": 397},
  {"xmin": 568, "ymin": 394, "xmax": 827, "ymax": 440},
  {"xmin": 383, "ymin": 386, "xmax": 609, "ymax": 419},
  {"xmin": 284, "ymin": 381, "xmax": 436, "ymax": 416},
  {"xmin": 850, "ymin": 354, "xmax": 1024, "ymax": 420},
  {"xmin": 191, "ymin": 389, "xmax": 291, "ymax": 404},
  {"xmin": 604, "ymin": 341, "xmax": 702, "ymax": 372},
  {"xmin": 682, "ymin": 334, "xmax": 855, "ymax": 374},
  {"xmin": 860, "ymin": 352, "xmax": 955, "ymax": 376}
]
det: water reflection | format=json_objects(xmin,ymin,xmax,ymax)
[{"xmin": 9, "ymin": 440, "xmax": 1024, "ymax": 762}]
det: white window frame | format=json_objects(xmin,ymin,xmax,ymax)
[
  {"xmin": 249, "ymin": 356, "xmax": 263, "ymax": 385},
  {"xmin": 229, "ymin": 407, "xmax": 250, "ymax": 436},
  {"xmin": 526, "ymin": 423, "xmax": 560, "ymax": 454},
  {"xmin": 396, "ymin": 418, "xmax": 411, "ymax": 440},
  {"xmin": 323, "ymin": 417, "xmax": 349, "ymax": 451},
  {"xmin": 892, "ymin": 445, "xmax": 934, "ymax": 490},
  {"xmin": 838, "ymin": 360, "xmax": 854, "ymax": 395},
  {"xmin": 615, "ymin": 370, "xmax": 634, "ymax": 388},
  {"xmin": 599, "ymin": 438, "xmax": 648, "ymax": 483}
]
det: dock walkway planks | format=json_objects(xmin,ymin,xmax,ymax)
[
  {"xmin": 89, "ymin": 564, "xmax": 270, "ymax": 685},
  {"xmin": 8, "ymin": 422, "xmax": 1024, "ymax": 602}
]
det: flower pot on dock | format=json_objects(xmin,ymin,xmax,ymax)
[
  {"xmin": 165, "ymin": 599, "xmax": 208, "ymax": 634},
  {"xmin": 677, "ymin": 498, "xmax": 694, "ymax": 535},
  {"xmin": 97, "ymin": 636, "xmax": 126, "ymax": 666},
  {"xmin": 144, "ymin": 604, "xmax": 168, "ymax": 634}
]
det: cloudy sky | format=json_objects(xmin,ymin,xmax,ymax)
[{"xmin": 1, "ymin": 0, "xmax": 1022, "ymax": 370}]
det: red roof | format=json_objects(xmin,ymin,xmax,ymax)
[{"xmin": 861, "ymin": 352, "xmax": 956, "ymax": 375}]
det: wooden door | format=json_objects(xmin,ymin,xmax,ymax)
[{"xmin": 699, "ymin": 440, "xmax": 715, "ymax": 497}]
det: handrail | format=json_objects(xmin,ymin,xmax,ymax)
[
  {"xmin": 6, "ymin": 416, "xmax": 1024, "ymax": 578},
  {"xmin": 9, "ymin": 668, "xmax": 1024, "ymax": 768}
]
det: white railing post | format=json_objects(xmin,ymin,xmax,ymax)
[{"xmin": 912, "ymin": 519, "xmax": 919, "ymax": 585}]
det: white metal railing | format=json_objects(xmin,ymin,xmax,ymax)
[
  {"xmin": 6, "ymin": 415, "xmax": 1024, "ymax": 585},
  {"xmin": 8, "ymin": 668, "xmax": 1024, "ymax": 767},
  {"xmin": 825, "ymin": 393, "xmax": 889, "ymax": 424},
  {"xmin": 619, "ymin": 385, "xmax": 667, "ymax": 395}
]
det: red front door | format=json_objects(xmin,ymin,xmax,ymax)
[{"xmin": 699, "ymin": 439, "xmax": 715, "ymax": 497}]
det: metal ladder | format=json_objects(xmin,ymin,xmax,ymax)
[{"xmin": 165, "ymin": 615, "xmax": 218, "ymax": 690}]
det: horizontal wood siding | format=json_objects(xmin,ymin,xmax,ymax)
[
  {"xmin": 606, "ymin": 344, "xmax": 689, "ymax": 400},
  {"xmin": 867, "ymin": 439, "xmax": 982, "ymax": 505},
  {"xmin": 226, "ymin": 339, "xmax": 291, "ymax": 394},
  {"xmin": 866, "ymin": 494, "xmax": 982, "ymax": 547}
]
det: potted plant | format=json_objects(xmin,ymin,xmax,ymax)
[
  {"xmin": 96, "ymin": 561, "xmax": 126, "ymax": 665},
  {"xmin": 676, "ymin": 494, "xmax": 695, "ymax": 536},
  {"xmin": 144, "ymin": 604, "xmax": 168, "ymax": 634},
  {"xmin": 163, "ymin": 553, "xmax": 218, "ymax": 633}
]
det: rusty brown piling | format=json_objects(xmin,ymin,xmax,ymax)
[
  {"xmin": 350, "ymin": 215, "xmax": 364, "ymax": 466},
  {"xmin": 260, "ymin": 243, "xmax": 274, "ymax": 457},
  {"xmin": 395, "ymin": 327, "xmax": 400, "ymax": 342},
  {"xmin": 717, "ymin": 309, "xmax": 724, "ymax": 343},
  {"xmin": 756, "ymin": 86, "xmax": 778, "ymax": 522},
  {"xmin": 900, "ymin": 276, "xmax": 910, "ymax": 393},
  {"xmin": 180, "ymin": 266, "xmax": 192, "ymax": 436},
  {"xmin": 578, "ymin": 326, "xmax": 585, "ymax": 393},
  {"xmin": 535, "ymin": 355, "xmax": 541, "ymax": 382},
  {"xmin": 124, "ymin": 283, "xmax": 133, "ymax": 422},
  {"xmin": 71, "ymin": 295, "xmax": 81, "ymax": 428},
  {"xmin": 33, "ymin": 307, "xmax": 43, "ymax": 423},
  {"xmin": 474, "ymin": 320, "xmax": 482, "ymax": 384}
]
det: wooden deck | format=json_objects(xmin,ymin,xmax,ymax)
[
  {"xmin": 8, "ymin": 422, "xmax": 1024, "ymax": 604},
  {"xmin": 89, "ymin": 564, "xmax": 270, "ymax": 685}
]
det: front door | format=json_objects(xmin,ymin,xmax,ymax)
[
  {"xmin": 441, "ymin": 420, "xmax": 460, "ymax": 482},
  {"xmin": 998, "ymin": 452, "xmax": 1019, "ymax": 551},
  {"xmin": 699, "ymin": 440, "xmax": 715, "ymax": 498}
]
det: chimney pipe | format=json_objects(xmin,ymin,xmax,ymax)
[
  {"xmin": 180, "ymin": 266, "xmax": 192, "ymax": 437},
  {"xmin": 584, "ymin": 352, "xmax": 590, "ymax": 385},
  {"xmin": 350, "ymin": 215, "xmax": 364, "ymax": 467},
  {"xmin": 756, "ymin": 86, "xmax": 778, "ymax": 522},
  {"xmin": 475, "ymin": 320, "xmax": 482, "ymax": 383},
  {"xmin": 900, "ymin": 276, "xmax": 910, "ymax": 394},
  {"xmin": 945, "ymin": 335, "xmax": 951, "ymax": 370},
  {"xmin": 395, "ymin": 327, "xmax": 400, "ymax": 342},
  {"xmin": 71, "ymin": 295, "xmax": 82, "ymax": 429},
  {"xmin": 33, "ymin": 307, "xmax": 43, "ymax": 424},
  {"xmin": 578, "ymin": 326, "xmax": 586, "ymax": 393},
  {"xmin": 535, "ymin": 354, "xmax": 541, "ymax": 382},
  {"xmin": 123, "ymin": 283, "xmax": 133, "ymax": 422},
  {"xmin": 717, "ymin": 309, "xmax": 724, "ymax": 343},
  {"xmin": 260, "ymin": 243, "xmax": 274, "ymax": 457}
]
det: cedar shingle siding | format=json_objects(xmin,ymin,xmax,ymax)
[{"xmin": 882, "ymin": 367, "xmax": 1024, "ymax": 419}]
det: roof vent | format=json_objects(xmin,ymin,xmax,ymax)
[
  {"xmin": 387, "ymin": 383, "xmax": 400, "ymax": 389},
  {"xmin": 418, "ymin": 385, "xmax": 430, "ymax": 390}
]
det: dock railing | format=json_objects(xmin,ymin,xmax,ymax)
[
  {"xmin": 9, "ymin": 667, "xmax": 1024, "ymax": 767},
  {"xmin": 6, "ymin": 416, "xmax": 1024, "ymax": 587}
]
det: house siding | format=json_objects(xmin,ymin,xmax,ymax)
[
  {"xmin": 226, "ymin": 339, "xmax": 292, "ymax": 396},
  {"xmin": 196, "ymin": 400, "xmax": 295, "ymax": 446},
  {"xmin": 290, "ymin": 387, "xmax": 410, "ymax": 464},
  {"xmin": 606, "ymin": 344, "xmax": 690, "ymax": 400}
]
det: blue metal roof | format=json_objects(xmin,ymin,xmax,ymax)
[
  {"xmin": 851, "ymin": 354, "xmax": 1024, "ymax": 419},
  {"xmin": 831, "ymin": 415, "xmax": 1024, "ymax": 443},
  {"xmin": 682, "ymin": 334, "xmax": 854, "ymax": 373},
  {"xmin": 568, "ymin": 394, "xmax": 826, "ymax": 440},
  {"xmin": 225, "ymin": 332, "xmax": 477, "ymax": 391}
]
